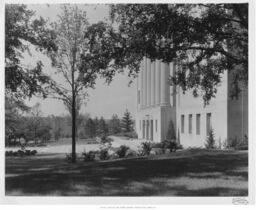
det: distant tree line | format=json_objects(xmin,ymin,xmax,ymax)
[
  {"xmin": 5, "ymin": 100, "xmax": 135, "ymax": 146},
  {"xmin": 82, "ymin": 109, "xmax": 135, "ymax": 139}
]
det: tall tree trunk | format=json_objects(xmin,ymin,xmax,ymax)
[
  {"xmin": 72, "ymin": 91, "xmax": 76, "ymax": 163},
  {"xmin": 71, "ymin": 40, "xmax": 77, "ymax": 163}
]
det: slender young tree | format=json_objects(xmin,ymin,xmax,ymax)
[{"xmin": 46, "ymin": 5, "xmax": 109, "ymax": 162}]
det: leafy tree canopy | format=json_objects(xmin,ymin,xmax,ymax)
[
  {"xmin": 86, "ymin": 4, "xmax": 248, "ymax": 104},
  {"xmin": 5, "ymin": 4, "xmax": 57, "ymax": 100}
]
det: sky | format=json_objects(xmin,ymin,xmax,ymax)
[{"xmin": 23, "ymin": 4, "xmax": 137, "ymax": 119}]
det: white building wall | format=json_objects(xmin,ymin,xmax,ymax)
[
  {"xmin": 135, "ymin": 57, "xmax": 174, "ymax": 142},
  {"xmin": 136, "ymin": 57, "xmax": 247, "ymax": 148},
  {"xmin": 177, "ymin": 71, "xmax": 228, "ymax": 148}
]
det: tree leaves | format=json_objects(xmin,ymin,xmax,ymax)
[
  {"xmin": 5, "ymin": 4, "xmax": 57, "ymax": 100},
  {"xmin": 103, "ymin": 4, "xmax": 248, "ymax": 104}
]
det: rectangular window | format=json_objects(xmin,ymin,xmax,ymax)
[
  {"xmin": 142, "ymin": 120, "xmax": 145, "ymax": 139},
  {"xmin": 181, "ymin": 115, "xmax": 185, "ymax": 133},
  {"xmin": 138, "ymin": 90, "xmax": 140, "ymax": 104},
  {"xmin": 206, "ymin": 113, "xmax": 212, "ymax": 134},
  {"xmin": 155, "ymin": 120, "xmax": 157, "ymax": 132},
  {"xmin": 189, "ymin": 114, "xmax": 192, "ymax": 134},
  {"xmin": 196, "ymin": 114, "xmax": 200, "ymax": 135}
]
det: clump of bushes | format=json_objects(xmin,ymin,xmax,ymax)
[
  {"xmin": 5, "ymin": 149, "xmax": 37, "ymax": 157},
  {"xmin": 164, "ymin": 140, "xmax": 180, "ymax": 152},
  {"xmin": 82, "ymin": 151, "xmax": 97, "ymax": 162},
  {"xmin": 224, "ymin": 135, "xmax": 248, "ymax": 150},
  {"xmin": 116, "ymin": 145, "xmax": 130, "ymax": 158},
  {"xmin": 125, "ymin": 149, "xmax": 137, "ymax": 158},
  {"xmin": 65, "ymin": 153, "xmax": 77, "ymax": 162},
  {"xmin": 140, "ymin": 142, "xmax": 152, "ymax": 156},
  {"xmin": 151, "ymin": 140, "xmax": 182, "ymax": 154},
  {"xmin": 100, "ymin": 136, "xmax": 113, "ymax": 144},
  {"xmin": 98, "ymin": 138, "xmax": 113, "ymax": 160},
  {"xmin": 205, "ymin": 129, "xmax": 216, "ymax": 149},
  {"xmin": 99, "ymin": 147, "xmax": 110, "ymax": 160}
]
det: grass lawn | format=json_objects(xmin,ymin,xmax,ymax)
[{"xmin": 5, "ymin": 149, "xmax": 248, "ymax": 196}]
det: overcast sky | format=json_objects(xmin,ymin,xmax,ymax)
[{"xmin": 24, "ymin": 4, "xmax": 137, "ymax": 119}]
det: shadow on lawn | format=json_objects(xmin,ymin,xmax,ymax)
[{"xmin": 5, "ymin": 149, "xmax": 248, "ymax": 196}]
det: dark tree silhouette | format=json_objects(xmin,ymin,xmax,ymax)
[{"xmin": 121, "ymin": 109, "xmax": 133, "ymax": 132}]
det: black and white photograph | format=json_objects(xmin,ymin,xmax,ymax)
[{"xmin": 1, "ymin": 0, "xmax": 255, "ymax": 206}]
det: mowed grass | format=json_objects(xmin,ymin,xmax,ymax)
[{"xmin": 5, "ymin": 149, "xmax": 248, "ymax": 196}]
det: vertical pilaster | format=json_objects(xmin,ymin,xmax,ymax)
[
  {"xmin": 165, "ymin": 63, "xmax": 170, "ymax": 106},
  {"xmin": 160, "ymin": 62, "xmax": 170, "ymax": 106},
  {"xmin": 155, "ymin": 60, "xmax": 161, "ymax": 105},
  {"xmin": 143, "ymin": 57, "xmax": 147, "ymax": 108},
  {"xmin": 160, "ymin": 62, "xmax": 167, "ymax": 105},
  {"xmin": 172, "ymin": 61, "xmax": 176, "ymax": 107},
  {"xmin": 146, "ymin": 58, "xmax": 151, "ymax": 107},
  {"xmin": 140, "ymin": 60, "xmax": 143, "ymax": 109},
  {"xmin": 150, "ymin": 61, "xmax": 155, "ymax": 106}
]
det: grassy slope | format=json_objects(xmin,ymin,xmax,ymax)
[{"xmin": 5, "ymin": 149, "xmax": 248, "ymax": 196}]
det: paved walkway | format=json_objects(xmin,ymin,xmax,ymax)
[
  {"xmin": 109, "ymin": 136, "xmax": 145, "ymax": 151},
  {"xmin": 5, "ymin": 136, "xmax": 147, "ymax": 154}
]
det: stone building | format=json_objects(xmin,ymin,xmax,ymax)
[{"xmin": 135, "ymin": 57, "xmax": 248, "ymax": 148}]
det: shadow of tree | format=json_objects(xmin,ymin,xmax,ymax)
[{"xmin": 5, "ymin": 150, "xmax": 248, "ymax": 196}]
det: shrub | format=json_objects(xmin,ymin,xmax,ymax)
[
  {"xmin": 141, "ymin": 142, "xmax": 152, "ymax": 156},
  {"xmin": 166, "ymin": 120, "xmax": 176, "ymax": 140},
  {"xmin": 99, "ymin": 147, "xmax": 110, "ymax": 160},
  {"xmin": 65, "ymin": 153, "xmax": 72, "ymax": 162},
  {"xmin": 151, "ymin": 141, "xmax": 166, "ymax": 153},
  {"xmin": 5, "ymin": 149, "xmax": 37, "ymax": 157},
  {"xmin": 109, "ymin": 152, "xmax": 119, "ymax": 160},
  {"xmin": 65, "ymin": 153, "xmax": 76, "ymax": 162},
  {"xmin": 239, "ymin": 134, "xmax": 248, "ymax": 150},
  {"xmin": 205, "ymin": 129, "xmax": 216, "ymax": 149},
  {"xmin": 224, "ymin": 135, "xmax": 248, "ymax": 150},
  {"xmin": 25, "ymin": 150, "xmax": 31, "ymax": 156},
  {"xmin": 162, "ymin": 140, "xmax": 179, "ymax": 152},
  {"xmin": 136, "ymin": 149, "xmax": 145, "ymax": 157},
  {"xmin": 17, "ymin": 150, "xmax": 25, "ymax": 156},
  {"xmin": 227, "ymin": 137, "xmax": 239, "ymax": 149},
  {"xmin": 100, "ymin": 136, "xmax": 113, "ymax": 144},
  {"xmin": 116, "ymin": 145, "xmax": 130, "ymax": 158},
  {"xmin": 125, "ymin": 149, "xmax": 137, "ymax": 158},
  {"xmin": 82, "ymin": 151, "xmax": 96, "ymax": 162},
  {"xmin": 31, "ymin": 150, "xmax": 37, "ymax": 155}
]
